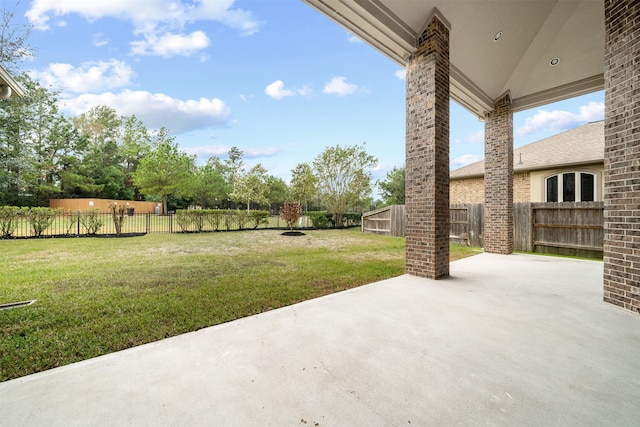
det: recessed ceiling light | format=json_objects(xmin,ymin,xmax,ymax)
[
  {"xmin": 549, "ymin": 57, "xmax": 560, "ymax": 66},
  {"xmin": 494, "ymin": 31, "xmax": 503, "ymax": 42}
]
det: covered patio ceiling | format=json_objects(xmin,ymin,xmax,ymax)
[{"xmin": 303, "ymin": 0, "xmax": 604, "ymax": 118}]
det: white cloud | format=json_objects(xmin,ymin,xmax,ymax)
[
  {"xmin": 31, "ymin": 59, "xmax": 134, "ymax": 93},
  {"xmin": 452, "ymin": 154, "xmax": 483, "ymax": 169},
  {"xmin": 453, "ymin": 129, "xmax": 484, "ymax": 144},
  {"xmin": 60, "ymin": 90, "xmax": 230, "ymax": 134},
  {"xmin": 26, "ymin": 0, "xmax": 261, "ymax": 57},
  {"xmin": 323, "ymin": 76, "xmax": 358, "ymax": 96},
  {"xmin": 92, "ymin": 32, "xmax": 109, "ymax": 47},
  {"xmin": 27, "ymin": 0, "xmax": 261, "ymax": 32},
  {"xmin": 239, "ymin": 94, "xmax": 252, "ymax": 103},
  {"xmin": 186, "ymin": 145, "xmax": 281, "ymax": 160},
  {"xmin": 185, "ymin": 145, "xmax": 231, "ymax": 159},
  {"xmin": 130, "ymin": 30, "xmax": 210, "ymax": 57},
  {"xmin": 395, "ymin": 69, "xmax": 406, "ymax": 80},
  {"xmin": 296, "ymin": 84, "xmax": 312, "ymax": 96},
  {"xmin": 516, "ymin": 101, "xmax": 604, "ymax": 136},
  {"xmin": 264, "ymin": 80, "xmax": 310, "ymax": 100},
  {"xmin": 244, "ymin": 147, "xmax": 281, "ymax": 158},
  {"xmin": 265, "ymin": 80, "xmax": 295, "ymax": 100},
  {"xmin": 348, "ymin": 33, "xmax": 363, "ymax": 43}
]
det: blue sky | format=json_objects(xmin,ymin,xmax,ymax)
[{"xmin": 16, "ymin": 0, "xmax": 604, "ymax": 189}]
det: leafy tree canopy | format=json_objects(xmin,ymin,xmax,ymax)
[
  {"xmin": 132, "ymin": 127, "xmax": 195, "ymax": 214},
  {"xmin": 377, "ymin": 166, "xmax": 405, "ymax": 206},
  {"xmin": 229, "ymin": 163, "xmax": 269, "ymax": 212},
  {"xmin": 289, "ymin": 162, "xmax": 317, "ymax": 211},
  {"xmin": 312, "ymin": 143, "xmax": 377, "ymax": 227}
]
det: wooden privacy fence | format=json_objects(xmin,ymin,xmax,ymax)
[
  {"xmin": 450, "ymin": 204, "xmax": 484, "ymax": 247},
  {"xmin": 528, "ymin": 202, "xmax": 604, "ymax": 258},
  {"xmin": 50, "ymin": 198, "xmax": 160, "ymax": 214},
  {"xmin": 363, "ymin": 203, "xmax": 604, "ymax": 257},
  {"xmin": 450, "ymin": 202, "xmax": 604, "ymax": 258},
  {"xmin": 361, "ymin": 205, "xmax": 405, "ymax": 237}
]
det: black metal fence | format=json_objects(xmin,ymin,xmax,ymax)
[{"xmin": 2, "ymin": 212, "xmax": 320, "ymax": 238}]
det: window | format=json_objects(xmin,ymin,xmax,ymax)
[
  {"xmin": 546, "ymin": 175, "xmax": 558, "ymax": 202},
  {"xmin": 545, "ymin": 172, "xmax": 596, "ymax": 202},
  {"xmin": 563, "ymin": 173, "xmax": 575, "ymax": 202}
]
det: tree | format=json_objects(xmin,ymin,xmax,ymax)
[
  {"xmin": 121, "ymin": 115, "xmax": 151, "ymax": 200},
  {"xmin": 229, "ymin": 164, "xmax": 269, "ymax": 212},
  {"xmin": 73, "ymin": 106, "xmax": 122, "ymax": 150},
  {"xmin": 312, "ymin": 143, "xmax": 377, "ymax": 227},
  {"xmin": 0, "ymin": 1, "xmax": 33, "ymax": 72},
  {"xmin": 289, "ymin": 162, "xmax": 317, "ymax": 211},
  {"xmin": 224, "ymin": 146, "xmax": 244, "ymax": 188},
  {"xmin": 132, "ymin": 128, "xmax": 195, "ymax": 214},
  {"xmin": 280, "ymin": 200, "xmax": 303, "ymax": 231},
  {"xmin": 73, "ymin": 106, "xmax": 128, "ymax": 199},
  {"xmin": 0, "ymin": 73, "xmax": 87, "ymax": 205},
  {"xmin": 192, "ymin": 159, "xmax": 229, "ymax": 208},
  {"xmin": 266, "ymin": 175, "xmax": 288, "ymax": 212},
  {"xmin": 377, "ymin": 166, "xmax": 405, "ymax": 206}
]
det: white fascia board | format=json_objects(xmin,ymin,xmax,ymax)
[{"xmin": 0, "ymin": 64, "xmax": 25, "ymax": 98}]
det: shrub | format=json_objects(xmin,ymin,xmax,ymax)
[
  {"xmin": 206, "ymin": 210, "xmax": 222, "ymax": 231},
  {"xmin": 25, "ymin": 207, "xmax": 57, "ymax": 237},
  {"xmin": 191, "ymin": 210, "xmax": 208, "ymax": 232},
  {"xmin": 247, "ymin": 210, "xmax": 269, "ymax": 229},
  {"xmin": 308, "ymin": 211, "xmax": 331, "ymax": 229},
  {"xmin": 343, "ymin": 213, "xmax": 362, "ymax": 227},
  {"xmin": 222, "ymin": 211, "xmax": 236, "ymax": 231},
  {"xmin": 64, "ymin": 211, "xmax": 82, "ymax": 235},
  {"xmin": 0, "ymin": 206, "xmax": 25, "ymax": 238},
  {"xmin": 79, "ymin": 209, "xmax": 103, "ymax": 235},
  {"xmin": 109, "ymin": 203, "xmax": 128, "ymax": 236},
  {"xmin": 235, "ymin": 211, "xmax": 248, "ymax": 230},
  {"xmin": 280, "ymin": 201, "xmax": 303, "ymax": 230},
  {"xmin": 175, "ymin": 210, "xmax": 193, "ymax": 232}
]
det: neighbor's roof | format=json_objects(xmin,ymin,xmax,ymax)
[{"xmin": 450, "ymin": 120, "xmax": 604, "ymax": 179}]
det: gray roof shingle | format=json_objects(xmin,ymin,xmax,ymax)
[{"xmin": 450, "ymin": 120, "xmax": 604, "ymax": 179}]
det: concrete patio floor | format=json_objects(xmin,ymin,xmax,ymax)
[{"xmin": 1, "ymin": 253, "xmax": 639, "ymax": 426}]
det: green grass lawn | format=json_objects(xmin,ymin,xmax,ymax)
[{"xmin": 0, "ymin": 229, "xmax": 477, "ymax": 382}]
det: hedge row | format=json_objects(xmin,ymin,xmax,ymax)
[
  {"xmin": 0, "ymin": 206, "xmax": 59, "ymax": 238},
  {"xmin": 0, "ymin": 205, "xmax": 363, "ymax": 238},
  {"xmin": 174, "ymin": 209, "xmax": 270, "ymax": 232},
  {"xmin": 307, "ymin": 211, "xmax": 362, "ymax": 229}
]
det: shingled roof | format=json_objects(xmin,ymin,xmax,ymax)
[{"xmin": 450, "ymin": 120, "xmax": 604, "ymax": 179}]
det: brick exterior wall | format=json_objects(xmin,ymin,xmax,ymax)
[
  {"xmin": 451, "ymin": 173, "xmax": 529, "ymax": 204},
  {"xmin": 603, "ymin": 0, "xmax": 640, "ymax": 314},
  {"xmin": 484, "ymin": 95, "xmax": 514, "ymax": 254},
  {"xmin": 513, "ymin": 173, "xmax": 530, "ymax": 203},
  {"xmin": 405, "ymin": 14, "xmax": 450, "ymax": 279},
  {"xmin": 450, "ymin": 178, "xmax": 484, "ymax": 204}
]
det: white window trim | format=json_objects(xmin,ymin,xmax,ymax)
[{"xmin": 544, "ymin": 171, "xmax": 598, "ymax": 202}]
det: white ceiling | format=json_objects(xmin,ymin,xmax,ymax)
[{"xmin": 303, "ymin": 0, "xmax": 604, "ymax": 118}]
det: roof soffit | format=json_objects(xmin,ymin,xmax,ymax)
[{"xmin": 303, "ymin": 0, "xmax": 604, "ymax": 118}]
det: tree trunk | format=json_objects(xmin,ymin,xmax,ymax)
[{"xmin": 163, "ymin": 194, "xmax": 168, "ymax": 215}]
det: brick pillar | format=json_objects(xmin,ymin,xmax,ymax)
[
  {"xmin": 603, "ymin": 0, "xmax": 640, "ymax": 314},
  {"xmin": 484, "ymin": 94, "xmax": 514, "ymax": 254},
  {"xmin": 405, "ymin": 13, "xmax": 450, "ymax": 279}
]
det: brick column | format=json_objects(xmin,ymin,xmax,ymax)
[
  {"xmin": 603, "ymin": 0, "xmax": 640, "ymax": 314},
  {"xmin": 405, "ymin": 14, "xmax": 450, "ymax": 279},
  {"xmin": 484, "ymin": 95, "xmax": 514, "ymax": 254}
]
